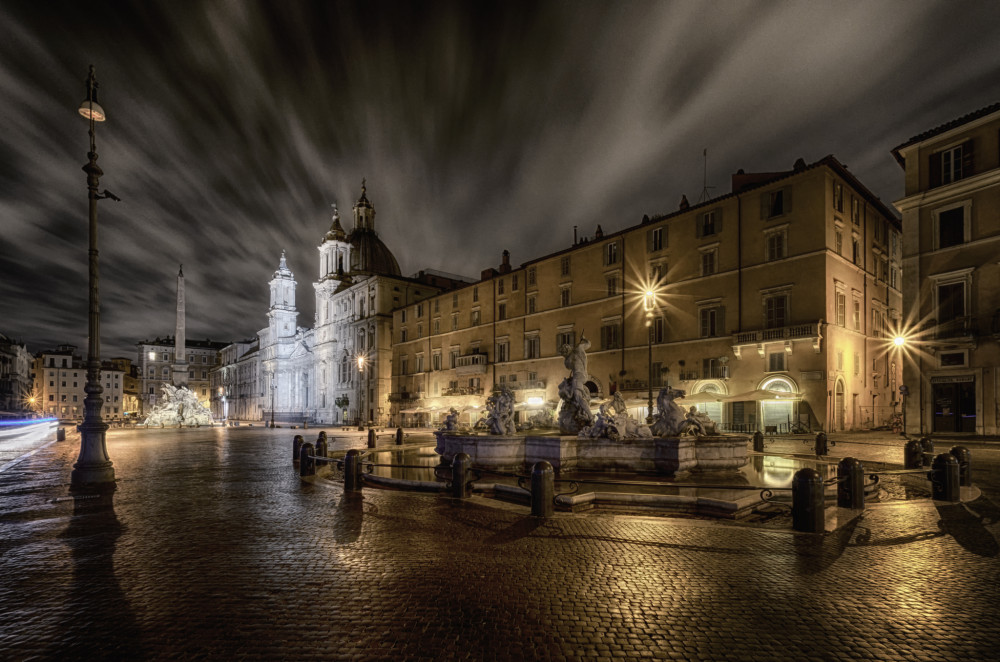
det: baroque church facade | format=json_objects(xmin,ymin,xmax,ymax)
[{"xmin": 253, "ymin": 183, "xmax": 469, "ymax": 426}]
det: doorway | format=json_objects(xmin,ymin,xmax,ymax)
[{"xmin": 932, "ymin": 379, "xmax": 976, "ymax": 433}]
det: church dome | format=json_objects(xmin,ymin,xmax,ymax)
[{"xmin": 347, "ymin": 228, "xmax": 401, "ymax": 276}]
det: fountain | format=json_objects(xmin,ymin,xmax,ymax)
[
  {"xmin": 143, "ymin": 383, "xmax": 214, "ymax": 427},
  {"xmin": 435, "ymin": 336, "xmax": 749, "ymax": 475}
]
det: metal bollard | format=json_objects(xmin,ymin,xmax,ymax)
[
  {"xmin": 367, "ymin": 428, "xmax": 376, "ymax": 449},
  {"xmin": 837, "ymin": 457, "xmax": 865, "ymax": 510},
  {"xmin": 929, "ymin": 453, "xmax": 960, "ymax": 501},
  {"xmin": 293, "ymin": 434, "xmax": 304, "ymax": 464},
  {"xmin": 395, "ymin": 427, "xmax": 404, "ymax": 445},
  {"xmin": 919, "ymin": 437, "xmax": 934, "ymax": 467},
  {"xmin": 317, "ymin": 430, "xmax": 327, "ymax": 443},
  {"xmin": 299, "ymin": 442, "xmax": 316, "ymax": 477},
  {"xmin": 752, "ymin": 430, "xmax": 764, "ymax": 452},
  {"xmin": 814, "ymin": 432, "xmax": 828, "ymax": 457},
  {"xmin": 903, "ymin": 439, "xmax": 923, "ymax": 469},
  {"xmin": 451, "ymin": 453, "xmax": 472, "ymax": 499},
  {"xmin": 315, "ymin": 437, "xmax": 328, "ymax": 466},
  {"xmin": 57, "ymin": 427, "xmax": 66, "ymax": 442},
  {"xmin": 949, "ymin": 446, "xmax": 972, "ymax": 486},
  {"xmin": 530, "ymin": 461, "xmax": 555, "ymax": 518},
  {"xmin": 344, "ymin": 449, "xmax": 362, "ymax": 492},
  {"xmin": 792, "ymin": 468, "xmax": 825, "ymax": 533}
]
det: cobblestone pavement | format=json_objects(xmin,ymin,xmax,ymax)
[{"xmin": 1, "ymin": 427, "xmax": 999, "ymax": 661}]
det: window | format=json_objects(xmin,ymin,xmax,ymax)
[
  {"xmin": 471, "ymin": 310, "xmax": 480, "ymax": 326},
  {"xmin": 936, "ymin": 204, "xmax": 967, "ymax": 249},
  {"xmin": 835, "ymin": 229, "xmax": 843, "ymax": 256},
  {"xmin": 452, "ymin": 293, "xmax": 458, "ymax": 308},
  {"xmin": 768, "ymin": 352, "xmax": 785, "ymax": 372},
  {"xmin": 880, "ymin": 257, "xmax": 889, "ymax": 282},
  {"xmin": 434, "ymin": 319, "xmax": 440, "ymax": 335},
  {"xmin": 557, "ymin": 330, "xmax": 575, "ymax": 349},
  {"xmin": 649, "ymin": 226, "xmax": 665, "ymax": 252},
  {"xmin": 416, "ymin": 303, "xmax": 423, "ymax": 318},
  {"xmin": 560, "ymin": 256, "xmax": 570, "ymax": 276},
  {"xmin": 416, "ymin": 355, "xmax": 424, "ymax": 373},
  {"xmin": 432, "ymin": 353, "xmax": 441, "ymax": 371},
  {"xmin": 605, "ymin": 241, "xmax": 619, "ymax": 265},
  {"xmin": 450, "ymin": 350, "xmax": 458, "ymax": 369},
  {"xmin": 700, "ymin": 249, "xmax": 717, "ymax": 276},
  {"xmin": 765, "ymin": 189, "xmax": 789, "ymax": 218},
  {"xmin": 498, "ymin": 303, "xmax": 507, "ymax": 321},
  {"xmin": 937, "ymin": 282, "xmax": 966, "ymax": 326},
  {"xmin": 836, "ymin": 350, "xmax": 844, "ymax": 371},
  {"xmin": 434, "ymin": 299, "xmax": 440, "ymax": 313},
  {"xmin": 606, "ymin": 275, "xmax": 617, "ymax": 297},
  {"xmin": 852, "ymin": 237, "xmax": 861, "ymax": 265},
  {"xmin": 600, "ymin": 321, "xmax": 622, "ymax": 350},
  {"xmin": 651, "ymin": 362, "xmax": 664, "ymax": 388},
  {"xmin": 853, "ymin": 300, "xmax": 861, "ymax": 331},
  {"xmin": 851, "ymin": 198, "xmax": 860, "ymax": 225},
  {"xmin": 651, "ymin": 317, "xmax": 665, "ymax": 344},
  {"xmin": 451, "ymin": 314, "xmax": 458, "ymax": 331},
  {"xmin": 933, "ymin": 142, "xmax": 972, "ymax": 186},
  {"xmin": 512, "ymin": 274, "xmax": 518, "ymax": 291},
  {"xmin": 890, "ymin": 266, "xmax": 899, "ymax": 289},
  {"xmin": 765, "ymin": 230, "xmax": 785, "ymax": 261},
  {"xmin": 527, "ymin": 296, "xmax": 536, "ymax": 314},
  {"xmin": 853, "ymin": 352, "xmax": 860, "ymax": 376},
  {"xmin": 401, "ymin": 309, "xmax": 406, "ymax": 323},
  {"xmin": 497, "ymin": 279, "xmax": 504, "ymax": 295},
  {"xmin": 496, "ymin": 341, "xmax": 510, "ymax": 363},
  {"xmin": 700, "ymin": 307, "xmax": 724, "ymax": 338},
  {"xmin": 698, "ymin": 210, "xmax": 719, "ymax": 237},
  {"xmin": 527, "ymin": 267, "xmax": 536, "ymax": 287},
  {"xmin": 833, "ymin": 183, "xmax": 844, "ymax": 212},
  {"xmin": 400, "ymin": 328, "xmax": 407, "ymax": 342},
  {"xmin": 765, "ymin": 295, "xmax": 787, "ymax": 329},
  {"xmin": 560, "ymin": 287, "xmax": 571, "ymax": 307},
  {"xmin": 524, "ymin": 335, "xmax": 540, "ymax": 359},
  {"xmin": 473, "ymin": 287, "xmax": 479, "ymax": 302},
  {"xmin": 650, "ymin": 262, "xmax": 667, "ymax": 285},
  {"xmin": 836, "ymin": 292, "xmax": 846, "ymax": 326}
]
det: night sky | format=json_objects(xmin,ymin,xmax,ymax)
[{"xmin": 2, "ymin": 1, "xmax": 999, "ymax": 359}]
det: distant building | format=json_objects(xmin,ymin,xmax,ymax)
[
  {"xmin": 391, "ymin": 156, "xmax": 903, "ymax": 432},
  {"xmin": 32, "ymin": 345, "xmax": 124, "ymax": 421},
  {"xmin": 0, "ymin": 333, "xmax": 33, "ymax": 415},
  {"xmin": 210, "ymin": 339, "xmax": 258, "ymax": 421},
  {"xmin": 891, "ymin": 102, "xmax": 1000, "ymax": 435},
  {"xmin": 257, "ymin": 182, "xmax": 473, "ymax": 425},
  {"xmin": 108, "ymin": 356, "xmax": 140, "ymax": 417},
  {"xmin": 136, "ymin": 337, "xmax": 227, "ymax": 414}
]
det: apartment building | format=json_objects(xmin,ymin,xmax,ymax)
[
  {"xmin": 391, "ymin": 156, "xmax": 902, "ymax": 432},
  {"xmin": 892, "ymin": 102, "xmax": 1000, "ymax": 435},
  {"xmin": 32, "ymin": 346, "xmax": 125, "ymax": 421},
  {"xmin": 136, "ymin": 337, "xmax": 227, "ymax": 414}
]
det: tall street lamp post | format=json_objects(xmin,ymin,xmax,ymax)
[
  {"xmin": 270, "ymin": 374, "xmax": 277, "ymax": 428},
  {"xmin": 644, "ymin": 290, "xmax": 656, "ymax": 424},
  {"xmin": 71, "ymin": 65, "xmax": 118, "ymax": 492},
  {"xmin": 357, "ymin": 355, "xmax": 366, "ymax": 429}
]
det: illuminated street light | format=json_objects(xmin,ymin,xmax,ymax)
[
  {"xmin": 643, "ymin": 289, "xmax": 657, "ymax": 424},
  {"xmin": 71, "ymin": 65, "xmax": 117, "ymax": 492},
  {"xmin": 893, "ymin": 335, "xmax": 906, "ymax": 347}
]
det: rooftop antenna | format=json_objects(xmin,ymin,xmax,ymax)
[{"xmin": 698, "ymin": 148, "xmax": 715, "ymax": 204}]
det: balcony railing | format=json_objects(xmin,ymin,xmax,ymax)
[
  {"xmin": 442, "ymin": 386, "xmax": 485, "ymax": 396},
  {"xmin": 388, "ymin": 391, "xmax": 419, "ymax": 403},
  {"xmin": 508, "ymin": 379, "xmax": 546, "ymax": 391},
  {"xmin": 733, "ymin": 322, "xmax": 819, "ymax": 345},
  {"xmin": 677, "ymin": 366, "xmax": 729, "ymax": 381},
  {"xmin": 934, "ymin": 316, "xmax": 976, "ymax": 340}
]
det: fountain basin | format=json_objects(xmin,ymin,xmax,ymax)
[{"xmin": 435, "ymin": 432, "xmax": 749, "ymax": 475}]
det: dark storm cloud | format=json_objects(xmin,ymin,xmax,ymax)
[{"xmin": 2, "ymin": 0, "xmax": 1000, "ymax": 357}]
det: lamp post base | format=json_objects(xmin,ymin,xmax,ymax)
[{"xmin": 71, "ymin": 422, "xmax": 116, "ymax": 492}]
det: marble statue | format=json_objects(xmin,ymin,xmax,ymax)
[
  {"xmin": 685, "ymin": 405, "xmax": 718, "ymax": 436},
  {"xmin": 143, "ymin": 383, "xmax": 214, "ymax": 427},
  {"xmin": 581, "ymin": 392, "xmax": 652, "ymax": 440},
  {"xmin": 558, "ymin": 336, "xmax": 595, "ymax": 435},
  {"xmin": 483, "ymin": 385, "xmax": 516, "ymax": 435},
  {"xmin": 440, "ymin": 407, "xmax": 460, "ymax": 432},
  {"xmin": 650, "ymin": 386, "xmax": 695, "ymax": 437}
]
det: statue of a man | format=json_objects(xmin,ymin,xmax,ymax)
[{"xmin": 558, "ymin": 336, "xmax": 594, "ymax": 434}]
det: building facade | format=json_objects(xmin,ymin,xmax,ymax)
[
  {"xmin": 136, "ymin": 337, "xmax": 227, "ymax": 414},
  {"xmin": 257, "ymin": 183, "xmax": 471, "ymax": 426},
  {"xmin": 0, "ymin": 333, "xmax": 33, "ymax": 415},
  {"xmin": 209, "ymin": 339, "xmax": 258, "ymax": 421},
  {"xmin": 892, "ymin": 102, "xmax": 1000, "ymax": 435},
  {"xmin": 391, "ymin": 156, "xmax": 903, "ymax": 433},
  {"xmin": 32, "ymin": 346, "xmax": 125, "ymax": 421}
]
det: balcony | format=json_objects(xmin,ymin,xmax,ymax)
[
  {"xmin": 508, "ymin": 379, "xmax": 546, "ymax": 391},
  {"xmin": 455, "ymin": 353, "xmax": 488, "ymax": 376},
  {"xmin": 388, "ymin": 391, "xmax": 419, "ymax": 403},
  {"xmin": 442, "ymin": 386, "xmax": 485, "ymax": 397},
  {"xmin": 731, "ymin": 321, "xmax": 822, "ymax": 359},
  {"xmin": 933, "ymin": 316, "xmax": 976, "ymax": 340},
  {"xmin": 678, "ymin": 366, "xmax": 729, "ymax": 381}
]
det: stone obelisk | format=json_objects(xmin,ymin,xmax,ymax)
[{"xmin": 171, "ymin": 264, "xmax": 189, "ymax": 387}]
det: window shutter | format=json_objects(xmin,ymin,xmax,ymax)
[
  {"xmin": 760, "ymin": 193, "xmax": 769, "ymax": 219},
  {"xmin": 929, "ymin": 151, "xmax": 942, "ymax": 188},
  {"xmin": 784, "ymin": 187, "xmax": 793, "ymax": 213},
  {"xmin": 718, "ymin": 306, "xmax": 726, "ymax": 336},
  {"xmin": 646, "ymin": 229, "xmax": 654, "ymax": 252},
  {"xmin": 962, "ymin": 139, "xmax": 974, "ymax": 177},
  {"xmin": 663, "ymin": 225, "xmax": 669, "ymax": 249}
]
